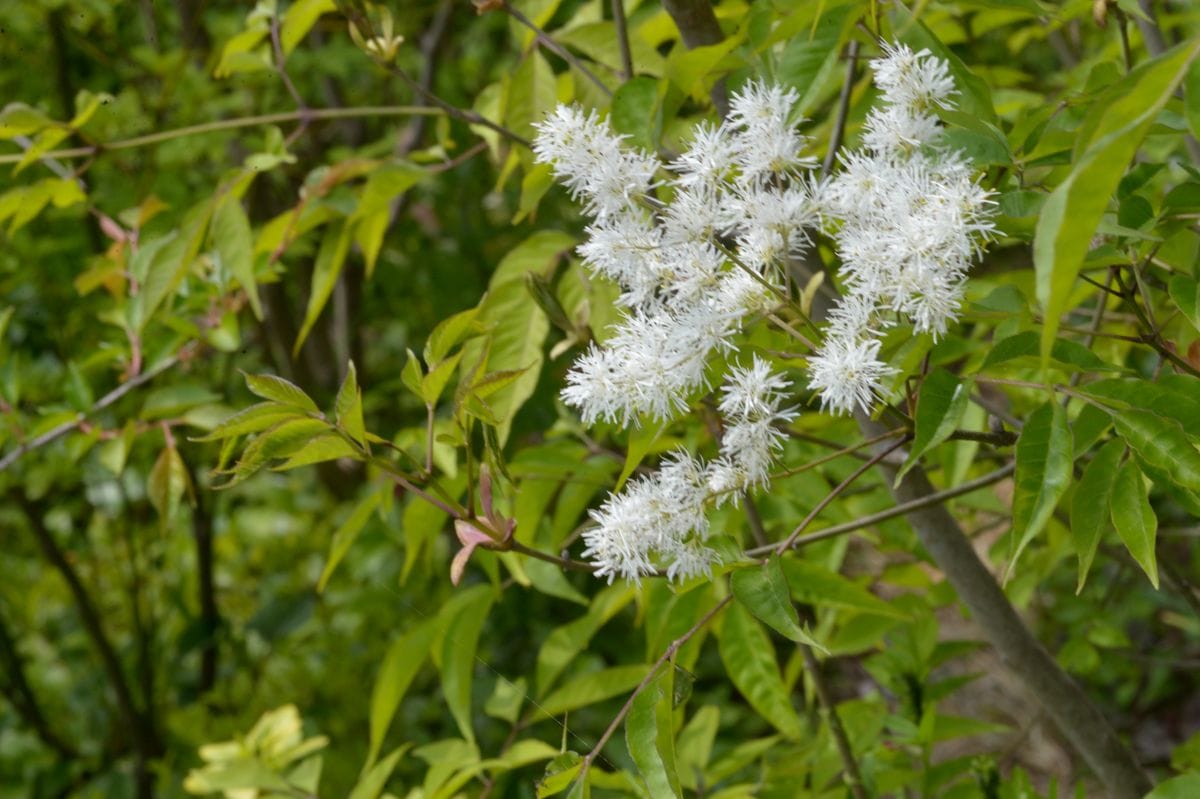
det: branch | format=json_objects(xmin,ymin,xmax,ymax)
[
  {"xmin": 854, "ymin": 416, "xmax": 1152, "ymax": 799},
  {"xmin": 775, "ymin": 439, "xmax": 906, "ymax": 555},
  {"xmin": 0, "ymin": 106, "xmax": 444, "ymax": 165},
  {"xmin": 501, "ymin": 1, "xmax": 612, "ymax": 96},
  {"xmin": 0, "ymin": 351, "xmax": 184, "ymax": 474},
  {"xmin": 660, "ymin": 0, "xmax": 729, "ymax": 117},
  {"xmin": 576, "ymin": 594, "xmax": 733, "ymax": 786},
  {"xmin": 0, "ymin": 606, "xmax": 76, "ymax": 759},
  {"xmin": 798, "ymin": 634, "xmax": 867, "ymax": 799},
  {"xmin": 14, "ymin": 496, "xmax": 162, "ymax": 770},
  {"xmin": 746, "ymin": 462, "xmax": 1016, "ymax": 558},
  {"xmin": 611, "ymin": 0, "xmax": 634, "ymax": 80},
  {"xmin": 822, "ymin": 39, "xmax": 860, "ymax": 178}
]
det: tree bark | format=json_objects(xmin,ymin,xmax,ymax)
[{"xmin": 856, "ymin": 416, "xmax": 1151, "ymax": 799}]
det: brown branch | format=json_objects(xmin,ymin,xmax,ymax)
[
  {"xmin": 775, "ymin": 439, "xmax": 906, "ymax": 555},
  {"xmin": 822, "ymin": 39, "xmax": 860, "ymax": 178},
  {"xmin": 611, "ymin": 0, "xmax": 634, "ymax": 80},
  {"xmin": 501, "ymin": 1, "xmax": 612, "ymax": 96},
  {"xmin": 854, "ymin": 416, "xmax": 1152, "ymax": 798},
  {"xmin": 0, "ymin": 351, "xmax": 184, "ymax": 474},
  {"xmin": 0, "ymin": 606, "xmax": 76, "ymax": 759},
  {"xmin": 798, "ymin": 636, "xmax": 867, "ymax": 799},
  {"xmin": 660, "ymin": 0, "xmax": 729, "ymax": 117},
  {"xmin": 15, "ymin": 496, "xmax": 162, "ymax": 795},
  {"xmin": 576, "ymin": 594, "xmax": 733, "ymax": 787}
]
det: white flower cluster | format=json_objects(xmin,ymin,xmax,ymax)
[
  {"xmin": 535, "ymin": 43, "xmax": 995, "ymax": 581},
  {"xmin": 581, "ymin": 358, "xmax": 795, "ymax": 582},
  {"xmin": 809, "ymin": 43, "xmax": 996, "ymax": 414},
  {"xmin": 534, "ymin": 82, "xmax": 819, "ymax": 427}
]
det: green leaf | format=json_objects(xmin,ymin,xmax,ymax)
[
  {"xmin": 898, "ymin": 368, "xmax": 971, "ymax": 482},
  {"xmin": 1187, "ymin": 59, "xmax": 1200, "ymax": 141},
  {"xmin": 539, "ymin": 664, "xmax": 650, "ymax": 716},
  {"xmin": 423, "ymin": 351, "xmax": 465, "ymax": 406},
  {"xmin": 778, "ymin": 559, "xmax": 908, "ymax": 619},
  {"xmin": 367, "ymin": 619, "xmax": 437, "ymax": 767},
  {"xmin": 211, "ymin": 197, "xmax": 261, "ymax": 319},
  {"xmin": 272, "ymin": 432, "xmax": 359, "ymax": 470},
  {"xmin": 281, "ymin": 0, "xmax": 336, "ymax": 55},
  {"xmin": 426, "ymin": 307, "xmax": 483, "ymax": 365},
  {"xmin": 191, "ymin": 403, "xmax": 307, "ymax": 441},
  {"xmin": 610, "ymin": 77, "xmax": 661, "ymax": 152},
  {"xmin": 295, "ymin": 221, "xmax": 351, "ymax": 356},
  {"xmin": 148, "ymin": 445, "xmax": 191, "ymax": 529},
  {"xmin": 1008, "ymin": 402, "xmax": 1072, "ymax": 579},
  {"xmin": 1147, "ymin": 774, "xmax": 1200, "ymax": 799},
  {"xmin": 626, "ymin": 670, "xmax": 681, "ymax": 799},
  {"xmin": 981, "ymin": 331, "xmax": 1116, "ymax": 372},
  {"xmin": 222, "ymin": 417, "xmax": 331, "ymax": 485},
  {"xmin": 538, "ymin": 752, "xmax": 583, "ymax": 798},
  {"xmin": 506, "ymin": 50, "xmax": 558, "ymax": 143},
  {"xmin": 335, "ymin": 361, "xmax": 366, "ymax": 445},
  {"xmin": 318, "ymin": 489, "xmax": 384, "ymax": 592},
  {"xmin": 484, "ymin": 677, "xmax": 527, "ymax": 724},
  {"xmin": 0, "ymin": 102, "xmax": 52, "ymax": 139},
  {"xmin": 1112, "ymin": 408, "xmax": 1200, "ymax": 493},
  {"xmin": 730, "ymin": 559, "xmax": 824, "ymax": 650},
  {"xmin": 536, "ymin": 584, "xmax": 637, "ymax": 693},
  {"xmin": 455, "ymin": 231, "xmax": 572, "ymax": 431},
  {"xmin": 1110, "ymin": 460, "xmax": 1159, "ymax": 588},
  {"xmin": 717, "ymin": 601, "xmax": 802, "ymax": 739},
  {"xmin": 1170, "ymin": 274, "xmax": 1200, "ymax": 334},
  {"xmin": 243, "ymin": 373, "xmax": 320, "ymax": 413},
  {"xmin": 1035, "ymin": 40, "xmax": 1200, "ymax": 363},
  {"xmin": 1070, "ymin": 438, "xmax": 1124, "ymax": 593},
  {"xmin": 1078, "ymin": 376, "xmax": 1200, "ymax": 434},
  {"xmin": 776, "ymin": 2, "xmax": 856, "ymax": 115},
  {"xmin": 440, "ymin": 585, "xmax": 495, "ymax": 744}
]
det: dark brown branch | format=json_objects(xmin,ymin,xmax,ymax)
[
  {"xmin": 797, "ymin": 630, "xmax": 867, "ymax": 799},
  {"xmin": 660, "ymin": 0, "xmax": 729, "ymax": 117},
  {"xmin": 611, "ymin": 0, "xmax": 634, "ymax": 80},
  {"xmin": 822, "ymin": 39, "xmax": 860, "ymax": 178},
  {"xmin": 0, "ymin": 607, "xmax": 76, "ymax": 759},
  {"xmin": 15, "ymin": 496, "xmax": 163, "ymax": 795}
]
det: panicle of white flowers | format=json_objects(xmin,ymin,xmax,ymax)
[
  {"xmin": 532, "ymin": 105, "xmax": 660, "ymax": 221},
  {"xmin": 583, "ymin": 360, "xmax": 795, "ymax": 582},
  {"xmin": 708, "ymin": 356, "xmax": 797, "ymax": 501},
  {"xmin": 533, "ymin": 81, "xmax": 819, "ymax": 429},
  {"xmin": 811, "ymin": 43, "xmax": 996, "ymax": 415}
]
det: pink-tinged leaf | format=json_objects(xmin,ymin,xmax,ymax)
[{"xmin": 450, "ymin": 544, "xmax": 476, "ymax": 586}]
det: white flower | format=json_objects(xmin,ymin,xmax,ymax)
[
  {"xmin": 532, "ymin": 105, "xmax": 660, "ymax": 220},
  {"xmin": 671, "ymin": 122, "xmax": 737, "ymax": 192},
  {"xmin": 582, "ymin": 450, "xmax": 710, "ymax": 583},
  {"xmin": 872, "ymin": 42, "xmax": 957, "ymax": 111},
  {"xmin": 807, "ymin": 334, "xmax": 896, "ymax": 415}
]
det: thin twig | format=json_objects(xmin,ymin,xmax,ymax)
[
  {"xmin": 0, "ymin": 351, "xmax": 185, "ymax": 473},
  {"xmin": 822, "ymin": 39, "xmax": 860, "ymax": 179},
  {"xmin": 0, "ymin": 106, "xmax": 444, "ymax": 165},
  {"xmin": 746, "ymin": 462, "xmax": 1015, "ymax": 557},
  {"xmin": 611, "ymin": 0, "xmax": 634, "ymax": 80},
  {"xmin": 576, "ymin": 595, "xmax": 733, "ymax": 786},
  {"xmin": 799, "ymin": 642, "xmax": 868, "ymax": 799},
  {"xmin": 502, "ymin": 1, "xmax": 612, "ymax": 96},
  {"xmin": 775, "ymin": 439, "xmax": 906, "ymax": 555}
]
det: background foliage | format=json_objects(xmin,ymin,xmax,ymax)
[{"xmin": 2, "ymin": 1, "xmax": 1200, "ymax": 797}]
